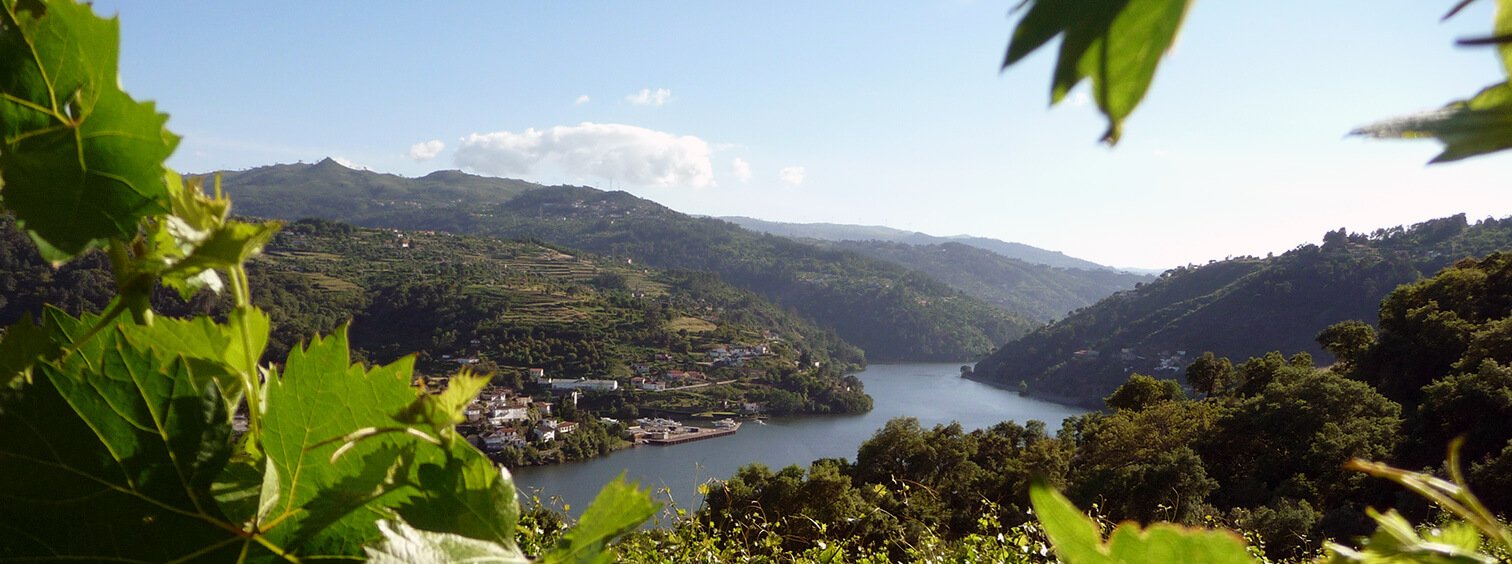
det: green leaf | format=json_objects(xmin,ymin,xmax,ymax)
[
  {"xmin": 1323, "ymin": 509, "xmax": 1494, "ymax": 564},
  {"xmin": 1105, "ymin": 522, "xmax": 1256, "ymax": 564},
  {"xmin": 1029, "ymin": 477, "xmax": 1254, "ymax": 564},
  {"xmin": 0, "ymin": 323, "xmax": 257, "ymax": 562},
  {"xmin": 148, "ymin": 172, "xmax": 281, "ymax": 299},
  {"xmin": 1002, "ymin": 0, "xmax": 1193, "ymax": 144},
  {"xmin": 212, "ymin": 455, "xmax": 281, "ymax": 530},
  {"xmin": 0, "ymin": 312, "xmax": 54, "ymax": 388},
  {"xmin": 396, "ymin": 368, "xmax": 491, "ymax": 433},
  {"xmin": 365, "ymin": 519, "xmax": 529, "ymax": 564},
  {"xmin": 0, "ymin": 305, "xmax": 101, "ymax": 389},
  {"xmin": 115, "ymin": 306, "xmax": 271, "ymax": 412},
  {"xmin": 1352, "ymin": 82, "xmax": 1512, "ymax": 163},
  {"xmin": 259, "ymin": 326, "xmax": 424, "ymax": 556},
  {"xmin": 259, "ymin": 326, "xmax": 523, "ymax": 558},
  {"xmin": 1029, "ymin": 477, "xmax": 1111, "ymax": 563},
  {"xmin": 398, "ymin": 448, "xmax": 521, "ymax": 547},
  {"xmin": 0, "ymin": 0, "xmax": 179, "ymax": 259},
  {"xmin": 542, "ymin": 474, "xmax": 660, "ymax": 564}
]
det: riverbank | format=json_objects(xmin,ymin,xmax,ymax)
[
  {"xmin": 960, "ymin": 370, "xmax": 1105, "ymax": 410},
  {"xmin": 513, "ymin": 363, "xmax": 1090, "ymax": 517}
]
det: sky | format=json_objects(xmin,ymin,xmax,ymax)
[{"xmin": 93, "ymin": 1, "xmax": 1512, "ymax": 270}]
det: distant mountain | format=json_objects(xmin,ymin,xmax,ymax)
[
  {"xmin": 719, "ymin": 216, "xmax": 1116, "ymax": 271},
  {"xmin": 972, "ymin": 214, "xmax": 1512, "ymax": 405},
  {"xmin": 215, "ymin": 162, "xmax": 1035, "ymax": 361},
  {"xmin": 811, "ymin": 240, "xmax": 1151, "ymax": 322},
  {"xmin": 217, "ymin": 158, "xmax": 540, "ymax": 221}
]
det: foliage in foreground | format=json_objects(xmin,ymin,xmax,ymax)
[
  {"xmin": 0, "ymin": 1, "xmax": 655, "ymax": 561},
  {"xmin": 1004, "ymin": 0, "xmax": 1512, "ymax": 162}
]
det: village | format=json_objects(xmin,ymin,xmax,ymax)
[{"xmin": 440, "ymin": 342, "xmax": 775, "ymax": 464}]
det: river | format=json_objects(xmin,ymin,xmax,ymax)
[{"xmin": 510, "ymin": 363, "xmax": 1089, "ymax": 516}]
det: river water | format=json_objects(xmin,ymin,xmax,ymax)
[{"xmin": 510, "ymin": 363, "xmax": 1088, "ymax": 515}]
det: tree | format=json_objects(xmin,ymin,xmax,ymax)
[
  {"xmin": 1065, "ymin": 401, "xmax": 1222, "ymax": 525},
  {"xmin": 1419, "ymin": 360, "xmax": 1512, "ymax": 464},
  {"xmin": 1316, "ymin": 320, "xmax": 1376, "ymax": 373},
  {"xmin": 1104, "ymin": 373, "xmax": 1185, "ymax": 411},
  {"xmin": 1201, "ymin": 367, "xmax": 1401, "ymax": 515},
  {"xmin": 1186, "ymin": 351, "xmax": 1234, "ymax": 397}
]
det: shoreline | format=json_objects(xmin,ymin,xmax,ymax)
[{"xmin": 960, "ymin": 371, "xmax": 1104, "ymax": 410}]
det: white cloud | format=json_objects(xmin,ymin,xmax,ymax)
[
  {"xmin": 730, "ymin": 158, "xmax": 752, "ymax": 183},
  {"xmin": 779, "ymin": 166, "xmax": 805, "ymax": 187},
  {"xmin": 626, "ymin": 88, "xmax": 672, "ymax": 106},
  {"xmin": 406, "ymin": 139, "xmax": 445, "ymax": 161},
  {"xmin": 574, "ymin": 94, "xmax": 591, "ymax": 105},
  {"xmin": 455, "ymin": 122, "xmax": 714, "ymax": 188}
]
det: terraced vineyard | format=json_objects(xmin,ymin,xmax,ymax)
[
  {"xmin": 227, "ymin": 219, "xmax": 871, "ymax": 415},
  {"xmin": 0, "ymin": 213, "xmax": 869, "ymax": 419}
]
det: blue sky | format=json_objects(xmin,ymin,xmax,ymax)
[{"xmin": 96, "ymin": 1, "xmax": 1512, "ymax": 269}]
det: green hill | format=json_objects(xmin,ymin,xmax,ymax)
[
  {"xmin": 0, "ymin": 215, "xmax": 870, "ymax": 415},
  {"xmin": 215, "ymin": 162, "xmax": 1035, "ymax": 361},
  {"xmin": 219, "ymin": 158, "xmax": 541, "ymax": 221},
  {"xmin": 972, "ymin": 214, "xmax": 1512, "ymax": 404},
  {"xmin": 719, "ymin": 215, "xmax": 1116, "ymax": 271},
  {"xmin": 813, "ymin": 240, "xmax": 1150, "ymax": 322}
]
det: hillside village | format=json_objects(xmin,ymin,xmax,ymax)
[{"xmin": 434, "ymin": 340, "xmax": 780, "ymax": 466}]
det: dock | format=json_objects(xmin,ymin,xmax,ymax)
[{"xmin": 637, "ymin": 419, "xmax": 741, "ymax": 446}]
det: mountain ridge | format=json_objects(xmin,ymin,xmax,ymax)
[
  {"xmin": 972, "ymin": 213, "xmax": 1512, "ymax": 404},
  {"xmin": 213, "ymin": 162, "xmax": 1035, "ymax": 361},
  {"xmin": 718, "ymin": 215, "xmax": 1120, "ymax": 271}
]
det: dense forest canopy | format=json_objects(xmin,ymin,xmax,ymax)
[
  {"xmin": 974, "ymin": 214, "xmax": 1512, "ymax": 404},
  {"xmin": 668, "ymin": 248, "xmax": 1512, "ymax": 560}
]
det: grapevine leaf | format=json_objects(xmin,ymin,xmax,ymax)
[
  {"xmin": 115, "ymin": 307, "xmax": 272, "ymax": 412},
  {"xmin": 0, "ymin": 323, "xmax": 254, "ymax": 562},
  {"xmin": 0, "ymin": 313, "xmax": 52, "ymax": 388},
  {"xmin": 149, "ymin": 172, "xmax": 281, "ymax": 299},
  {"xmin": 398, "ymin": 449, "xmax": 520, "ymax": 547},
  {"xmin": 1352, "ymin": 82, "xmax": 1512, "ymax": 163},
  {"xmin": 260, "ymin": 326, "xmax": 523, "ymax": 558},
  {"xmin": 365, "ymin": 519, "xmax": 529, "ymax": 564},
  {"xmin": 260, "ymin": 326, "xmax": 422, "ymax": 556},
  {"xmin": 1029, "ymin": 477, "xmax": 1110, "ymax": 563},
  {"xmin": 213, "ymin": 456, "xmax": 280, "ymax": 529},
  {"xmin": 225, "ymin": 305, "xmax": 271, "ymax": 380},
  {"xmin": 1029, "ymin": 478, "xmax": 1253, "ymax": 564},
  {"xmin": 1322, "ymin": 509, "xmax": 1493, "ymax": 564},
  {"xmin": 0, "ymin": 305, "xmax": 97, "ymax": 388},
  {"xmin": 542, "ymin": 475, "xmax": 660, "ymax": 564},
  {"xmin": 1002, "ymin": 0, "xmax": 1193, "ymax": 144},
  {"xmin": 397, "ymin": 368, "xmax": 491, "ymax": 432},
  {"xmin": 1105, "ymin": 522, "xmax": 1255, "ymax": 564},
  {"xmin": 0, "ymin": 0, "xmax": 179, "ymax": 259}
]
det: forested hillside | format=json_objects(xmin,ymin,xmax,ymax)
[
  {"xmin": 642, "ymin": 250, "xmax": 1512, "ymax": 561},
  {"xmin": 217, "ymin": 162, "xmax": 1034, "ymax": 361},
  {"xmin": 0, "ymin": 216, "xmax": 870, "ymax": 415},
  {"xmin": 720, "ymin": 215, "xmax": 1114, "ymax": 271},
  {"xmin": 819, "ymin": 239, "xmax": 1149, "ymax": 322},
  {"xmin": 973, "ymin": 214, "xmax": 1512, "ymax": 403}
]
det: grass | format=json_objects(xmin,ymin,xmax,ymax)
[{"xmin": 667, "ymin": 316, "xmax": 717, "ymax": 333}]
